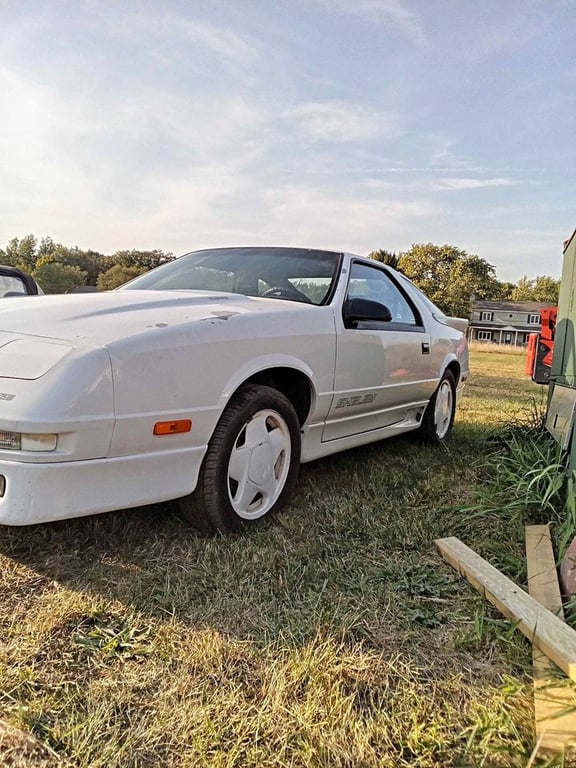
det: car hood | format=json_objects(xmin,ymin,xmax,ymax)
[{"xmin": 0, "ymin": 290, "xmax": 309, "ymax": 346}]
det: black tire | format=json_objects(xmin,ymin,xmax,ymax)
[
  {"xmin": 179, "ymin": 384, "xmax": 301, "ymax": 533},
  {"xmin": 417, "ymin": 369, "xmax": 456, "ymax": 444}
]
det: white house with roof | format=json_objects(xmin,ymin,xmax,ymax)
[{"xmin": 469, "ymin": 300, "xmax": 555, "ymax": 346}]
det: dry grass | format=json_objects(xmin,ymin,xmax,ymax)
[
  {"xmin": 469, "ymin": 341, "xmax": 528, "ymax": 356},
  {"xmin": 0, "ymin": 348, "xmax": 572, "ymax": 767}
]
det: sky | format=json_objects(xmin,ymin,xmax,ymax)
[{"xmin": 0, "ymin": 0, "xmax": 574, "ymax": 283}]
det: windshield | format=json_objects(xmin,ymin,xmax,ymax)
[{"xmin": 119, "ymin": 247, "xmax": 341, "ymax": 306}]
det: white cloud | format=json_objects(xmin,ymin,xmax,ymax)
[
  {"xmin": 463, "ymin": 232, "xmax": 564, "ymax": 282},
  {"xmin": 290, "ymin": 101, "xmax": 398, "ymax": 143},
  {"xmin": 433, "ymin": 177, "xmax": 519, "ymax": 191},
  {"xmin": 0, "ymin": 67, "xmax": 101, "ymax": 211},
  {"xmin": 259, "ymin": 185, "xmax": 439, "ymax": 254},
  {"xmin": 103, "ymin": 12, "xmax": 259, "ymax": 69},
  {"xmin": 311, "ymin": 0, "xmax": 426, "ymax": 44},
  {"xmin": 0, "ymin": 62, "xmax": 267, "ymax": 250},
  {"xmin": 167, "ymin": 17, "xmax": 259, "ymax": 68}
]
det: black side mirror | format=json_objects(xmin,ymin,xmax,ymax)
[{"xmin": 344, "ymin": 297, "xmax": 393, "ymax": 327}]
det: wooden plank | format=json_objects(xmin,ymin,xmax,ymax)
[
  {"xmin": 434, "ymin": 536, "xmax": 576, "ymax": 683},
  {"xmin": 526, "ymin": 524, "xmax": 576, "ymax": 752},
  {"xmin": 526, "ymin": 525, "xmax": 564, "ymax": 617}
]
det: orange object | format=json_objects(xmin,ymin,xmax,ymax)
[
  {"xmin": 540, "ymin": 307, "xmax": 557, "ymax": 342},
  {"xmin": 153, "ymin": 419, "xmax": 192, "ymax": 435},
  {"xmin": 526, "ymin": 332, "xmax": 539, "ymax": 376},
  {"xmin": 527, "ymin": 307, "xmax": 557, "ymax": 384}
]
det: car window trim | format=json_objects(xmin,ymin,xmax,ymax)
[
  {"xmin": 0, "ymin": 266, "xmax": 39, "ymax": 296},
  {"xmin": 318, "ymin": 251, "xmax": 344, "ymax": 306},
  {"xmin": 352, "ymin": 320, "xmax": 427, "ymax": 333},
  {"xmin": 343, "ymin": 260, "xmax": 425, "ymax": 331}
]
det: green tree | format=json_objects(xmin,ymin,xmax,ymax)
[
  {"xmin": 511, "ymin": 276, "xmax": 534, "ymax": 301},
  {"xmin": 98, "ymin": 249, "xmax": 174, "ymax": 274},
  {"xmin": 511, "ymin": 275, "xmax": 559, "ymax": 304},
  {"xmin": 38, "ymin": 236, "xmax": 57, "ymax": 259},
  {"xmin": 2, "ymin": 237, "xmax": 173, "ymax": 285},
  {"xmin": 53, "ymin": 246, "xmax": 103, "ymax": 285},
  {"xmin": 447, "ymin": 255, "xmax": 502, "ymax": 317},
  {"xmin": 97, "ymin": 264, "xmax": 148, "ymax": 290},
  {"xmin": 32, "ymin": 262, "xmax": 87, "ymax": 294},
  {"xmin": 498, "ymin": 281, "xmax": 515, "ymax": 300},
  {"xmin": 397, "ymin": 243, "xmax": 459, "ymax": 307},
  {"xmin": 4, "ymin": 235, "xmax": 38, "ymax": 271},
  {"xmin": 397, "ymin": 243, "xmax": 502, "ymax": 317},
  {"xmin": 533, "ymin": 275, "xmax": 560, "ymax": 303},
  {"xmin": 368, "ymin": 249, "xmax": 400, "ymax": 269}
]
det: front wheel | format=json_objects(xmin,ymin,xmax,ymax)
[
  {"xmin": 179, "ymin": 384, "xmax": 301, "ymax": 533},
  {"xmin": 417, "ymin": 369, "xmax": 456, "ymax": 444}
]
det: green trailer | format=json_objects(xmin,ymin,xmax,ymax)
[{"xmin": 547, "ymin": 229, "xmax": 576, "ymax": 464}]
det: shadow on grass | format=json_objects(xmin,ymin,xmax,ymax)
[{"xmin": 0, "ymin": 430, "xmax": 495, "ymax": 650}]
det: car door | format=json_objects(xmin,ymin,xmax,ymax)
[{"xmin": 322, "ymin": 260, "xmax": 438, "ymax": 442}]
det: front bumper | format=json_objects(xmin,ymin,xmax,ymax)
[{"xmin": 0, "ymin": 445, "xmax": 207, "ymax": 525}]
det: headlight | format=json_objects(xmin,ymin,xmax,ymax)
[{"xmin": 0, "ymin": 431, "xmax": 58, "ymax": 452}]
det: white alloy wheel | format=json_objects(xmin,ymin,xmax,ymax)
[
  {"xmin": 417, "ymin": 369, "xmax": 457, "ymax": 444},
  {"xmin": 179, "ymin": 384, "xmax": 301, "ymax": 533},
  {"xmin": 433, "ymin": 379, "xmax": 454, "ymax": 440},
  {"xmin": 227, "ymin": 409, "xmax": 292, "ymax": 519}
]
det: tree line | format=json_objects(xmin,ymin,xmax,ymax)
[
  {"xmin": 0, "ymin": 235, "xmax": 560, "ymax": 317},
  {"xmin": 0, "ymin": 235, "xmax": 174, "ymax": 294},
  {"xmin": 369, "ymin": 244, "xmax": 560, "ymax": 317}
]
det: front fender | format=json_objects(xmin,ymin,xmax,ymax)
[{"xmin": 219, "ymin": 354, "xmax": 317, "ymax": 406}]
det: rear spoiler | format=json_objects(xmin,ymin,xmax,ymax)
[{"xmin": 433, "ymin": 314, "xmax": 468, "ymax": 334}]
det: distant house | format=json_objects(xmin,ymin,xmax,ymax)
[{"xmin": 469, "ymin": 300, "xmax": 555, "ymax": 346}]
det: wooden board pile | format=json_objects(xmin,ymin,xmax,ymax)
[{"xmin": 436, "ymin": 526, "xmax": 576, "ymax": 755}]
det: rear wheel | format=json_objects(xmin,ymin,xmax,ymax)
[
  {"xmin": 179, "ymin": 384, "xmax": 301, "ymax": 533},
  {"xmin": 417, "ymin": 369, "xmax": 456, "ymax": 444}
]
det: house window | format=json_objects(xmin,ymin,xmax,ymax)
[
  {"xmin": 480, "ymin": 311, "xmax": 493, "ymax": 321},
  {"xmin": 477, "ymin": 330, "xmax": 492, "ymax": 341},
  {"xmin": 528, "ymin": 313, "xmax": 540, "ymax": 325}
]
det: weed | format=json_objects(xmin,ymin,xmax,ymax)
[{"xmin": 73, "ymin": 613, "xmax": 152, "ymax": 661}]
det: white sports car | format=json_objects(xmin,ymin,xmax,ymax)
[{"xmin": 0, "ymin": 247, "xmax": 469, "ymax": 531}]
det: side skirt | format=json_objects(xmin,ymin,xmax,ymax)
[{"xmin": 300, "ymin": 405, "xmax": 425, "ymax": 463}]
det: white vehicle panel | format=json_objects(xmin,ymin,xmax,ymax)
[{"xmin": 323, "ymin": 328, "xmax": 435, "ymax": 441}]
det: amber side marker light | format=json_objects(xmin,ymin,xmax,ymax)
[{"xmin": 154, "ymin": 419, "xmax": 192, "ymax": 436}]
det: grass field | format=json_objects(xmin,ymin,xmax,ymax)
[{"xmin": 0, "ymin": 349, "xmax": 573, "ymax": 767}]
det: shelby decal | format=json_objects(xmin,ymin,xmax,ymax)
[
  {"xmin": 335, "ymin": 393, "xmax": 376, "ymax": 409},
  {"xmin": 0, "ymin": 393, "xmax": 15, "ymax": 401}
]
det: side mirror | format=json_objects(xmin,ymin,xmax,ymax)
[{"xmin": 344, "ymin": 297, "xmax": 392, "ymax": 327}]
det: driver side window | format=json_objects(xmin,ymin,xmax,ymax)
[{"xmin": 347, "ymin": 263, "xmax": 419, "ymax": 326}]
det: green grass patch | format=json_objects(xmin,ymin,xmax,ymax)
[{"xmin": 0, "ymin": 348, "xmax": 574, "ymax": 766}]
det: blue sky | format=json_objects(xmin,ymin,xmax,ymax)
[{"xmin": 0, "ymin": 0, "xmax": 574, "ymax": 282}]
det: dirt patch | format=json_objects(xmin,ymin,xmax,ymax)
[{"xmin": 0, "ymin": 719, "xmax": 64, "ymax": 767}]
